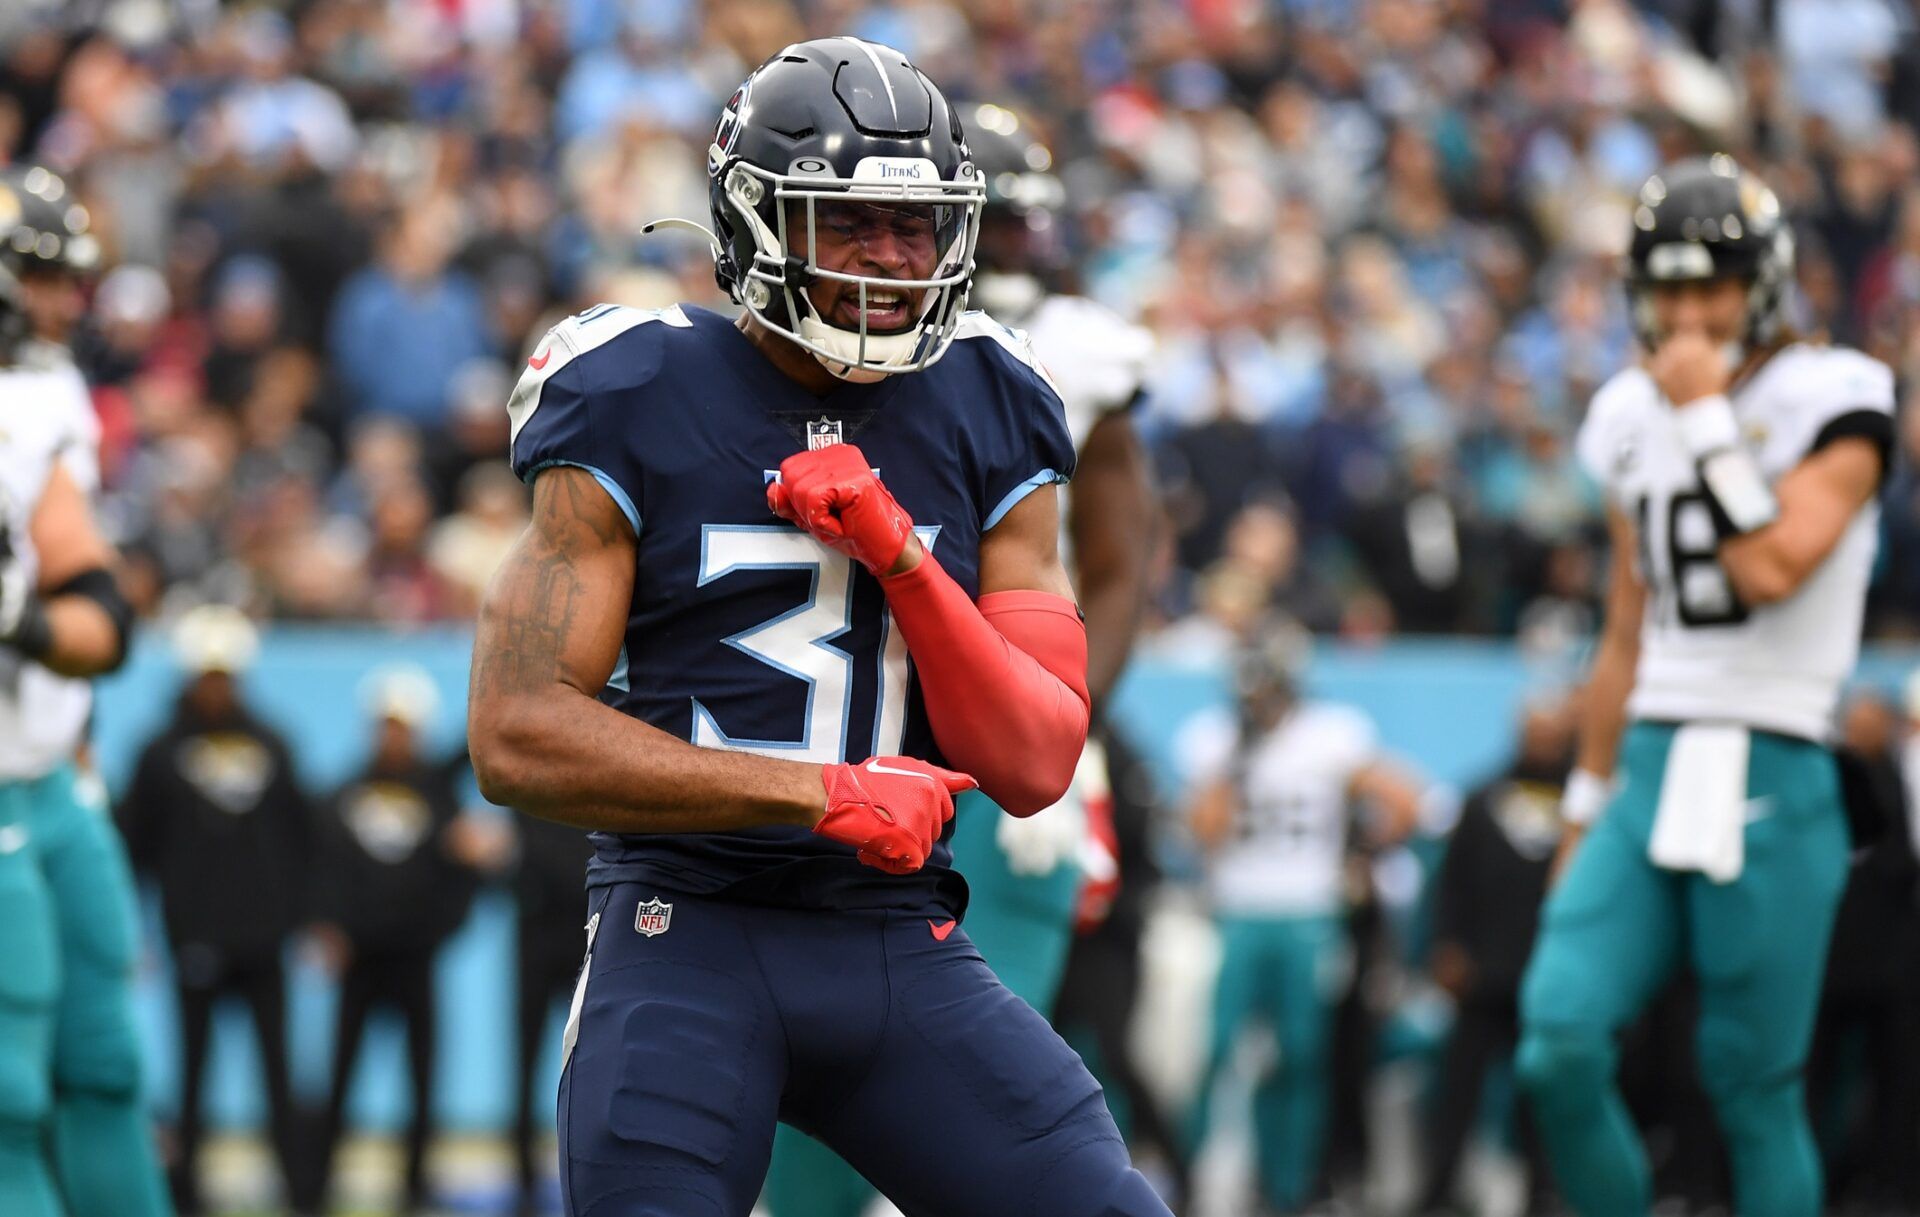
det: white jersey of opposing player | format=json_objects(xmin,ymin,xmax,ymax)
[
  {"xmin": 1576, "ymin": 342, "xmax": 1893, "ymax": 741},
  {"xmin": 0, "ymin": 347, "xmax": 100, "ymax": 780},
  {"xmin": 1015, "ymin": 294, "xmax": 1152, "ymax": 453},
  {"xmin": 1183, "ymin": 700, "xmax": 1378, "ymax": 917}
]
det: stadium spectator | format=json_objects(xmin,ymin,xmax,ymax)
[
  {"xmin": 363, "ymin": 472, "xmax": 454, "ymax": 622},
  {"xmin": 1344, "ymin": 434, "xmax": 1488, "ymax": 634},
  {"xmin": 423, "ymin": 358, "xmax": 515, "ymax": 512},
  {"xmin": 0, "ymin": 0, "xmax": 1913, "ymax": 641},
  {"xmin": 428, "ymin": 460, "xmax": 530, "ymax": 619},
  {"xmin": 201, "ymin": 255, "xmax": 290, "ymax": 413},
  {"xmin": 327, "ymin": 195, "xmax": 492, "ymax": 430},
  {"xmin": 114, "ymin": 606, "xmax": 314, "ymax": 1216}
]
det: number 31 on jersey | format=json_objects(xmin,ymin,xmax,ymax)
[{"xmin": 690, "ymin": 524, "xmax": 940, "ymax": 763}]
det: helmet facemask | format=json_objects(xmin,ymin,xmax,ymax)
[
  {"xmin": 1627, "ymin": 231, "xmax": 1794, "ymax": 370},
  {"xmin": 715, "ymin": 154, "xmax": 983, "ymax": 383}
]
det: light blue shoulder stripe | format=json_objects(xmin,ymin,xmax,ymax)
[
  {"xmin": 527, "ymin": 460, "xmax": 641, "ymax": 537},
  {"xmin": 984, "ymin": 468, "xmax": 1066, "ymax": 531}
]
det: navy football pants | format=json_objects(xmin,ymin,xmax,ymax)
[{"xmin": 559, "ymin": 883, "xmax": 1170, "ymax": 1217}]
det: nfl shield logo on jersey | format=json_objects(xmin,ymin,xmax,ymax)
[
  {"xmin": 806, "ymin": 416, "xmax": 843, "ymax": 450},
  {"xmin": 634, "ymin": 898, "xmax": 673, "ymax": 937}
]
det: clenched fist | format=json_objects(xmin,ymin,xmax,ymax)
[
  {"xmin": 814, "ymin": 757, "xmax": 977, "ymax": 874},
  {"xmin": 1648, "ymin": 329, "xmax": 1733, "ymax": 408},
  {"xmin": 767, "ymin": 443, "xmax": 921, "ymax": 576}
]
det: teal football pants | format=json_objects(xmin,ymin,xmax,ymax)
[
  {"xmin": 1517, "ymin": 723, "xmax": 1848, "ymax": 1217},
  {"xmin": 25, "ymin": 765, "xmax": 171, "ymax": 1217},
  {"xmin": 0, "ymin": 776, "xmax": 62, "ymax": 1217},
  {"xmin": 762, "ymin": 790, "xmax": 1083, "ymax": 1217},
  {"xmin": 1190, "ymin": 911, "xmax": 1345, "ymax": 1213}
]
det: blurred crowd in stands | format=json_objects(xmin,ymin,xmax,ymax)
[{"xmin": 3, "ymin": 0, "xmax": 1919, "ymax": 645}]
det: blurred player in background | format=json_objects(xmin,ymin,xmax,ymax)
[
  {"xmin": 1183, "ymin": 623, "xmax": 1423, "ymax": 1215},
  {"xmin": 119, "ymin": 606, "xmax": 312, "ymax": 1215},
  {"xmin": 0, "ymin": 166, "xmax": 166, "ymax": 1217},
  {"xmin": 467, "ymin": 37, "xmax": 1170, "ymax": 1217},
  {"xmin": 1518, "ymin": 156, "xmax": 1897, "ymax": 1217},
  {"xmin": 761, "ymin": 99, "xmax": 1159, "ymax": 1217}
]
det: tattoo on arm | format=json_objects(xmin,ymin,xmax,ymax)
[{"xmin": 472, "ymin": 469, "xmax": 628, "ymax": 702}]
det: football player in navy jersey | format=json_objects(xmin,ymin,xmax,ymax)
[
  {"xmin": 467, "ymin": 36, "xmax": 1172, "ymax": 1217},
  {"xmin": 763, "ymin": 101, "xmax": 1164, "ymax": 1217}
]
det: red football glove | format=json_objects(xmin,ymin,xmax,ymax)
[
  {"xmin": 767, "ymin": 444, "xmax": 915, "ymax": 576},
  {"xmin": 815, "ymin": 757, "xmax": 977, "ymax": 874}
]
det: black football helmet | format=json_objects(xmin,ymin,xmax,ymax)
[
  {"xmin": 704, "ymin": 37, "xmax": 983, "ymax": 382},
  {"xmin": 1234, "ymin": 617, "xmax": 1312, "ymax": 716},
  {"xmin": 966, "ymin": 103, "xmax": 1067, "ymax": 321},
  {"xmin": 1625, "ymin": 154, "xmax": 1794, "ymax": 349},
  {"xmin": 0, "ymin": 165, "xmax": 99, "ymax": 362}
]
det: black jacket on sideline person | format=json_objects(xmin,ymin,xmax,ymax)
[
  {"xmin": 1431, "ymin": 767, "xmax": 1562, "ymax": 1001},
  {"xmin": 318, "ymin": 754, "xmax": 476, "ymax": 952},
  {"xmin": 1419, "ymin": 761, "xmax": 1564, "ymax": 1214},
  {"xmin": 117, "ymin": 696, "xmax": 317, "ymax": 954},
  {"xmin": 515, "ymin": 810, "xmax": 594, "ymax": 949}
]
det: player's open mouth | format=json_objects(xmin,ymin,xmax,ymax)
[{"xmin": 835, "ymin": 288, "xmax": 912, "ymax": 331}]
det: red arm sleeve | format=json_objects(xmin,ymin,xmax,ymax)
[{"xmin": 878, "ymin": 554, "xmax": 1090, "ymax": 816}]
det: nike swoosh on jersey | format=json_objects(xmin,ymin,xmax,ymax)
[
  {"xmin": 866, "ymin": 760, "xmax": 933, "ymax": 782},
  {"xmin": 928, "ymin": 919, "xmax": 957, "ymax": 941},
  {"xmin": 528, "ymin": 346, "xmax": 553, "ymax": 370}
]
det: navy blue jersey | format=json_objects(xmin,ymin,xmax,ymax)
[{"xmin": 507, "ymin": 304, "xmax": 1075, "ymax": 913}]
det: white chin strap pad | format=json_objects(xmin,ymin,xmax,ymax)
[{"xmin": 797, "ymin": 315, "xmax": 924, "ymax": 381}]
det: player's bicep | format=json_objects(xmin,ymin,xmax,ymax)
[
  {"xmin": 472, "ymin": 466, "xmax": 634, "ymax": 705},
  {"xmin": 29, "ymin": 462, "xmax": 115, "ymax": 590},
  {"xmin": 1720, "ymin": 436, "xmax": 1881, "ymax": 600},
  {"xmin": 978, "ymin": 482, "xmax": 1074, "ymax": 599}
]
